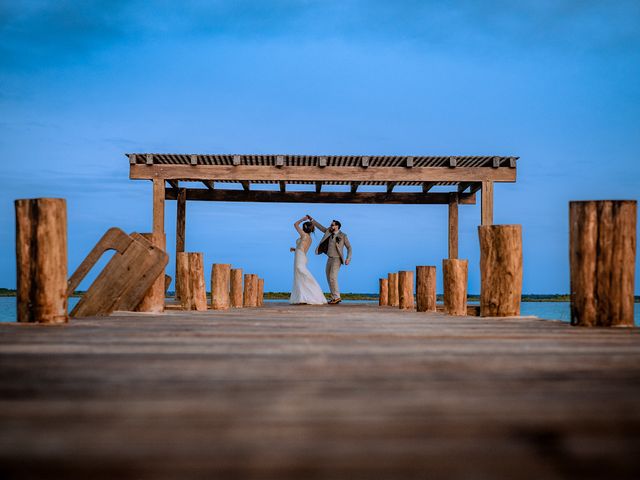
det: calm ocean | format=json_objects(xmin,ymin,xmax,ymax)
[{"xmin": 0, "ymin": 297, "xmax": 638, "ymax": 326}]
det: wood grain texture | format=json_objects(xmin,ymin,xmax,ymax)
[
  {"xmin": 135, "ymin": 233, "xmax": 167, "ymax": 313},
  {"xmin": 379, "ymin": 278, "xmax": 388, "ymax": 306},
  {"xmin": 15, "ymin": 198, "xmax": 68, "ymax": 324},
  {"xmin": 211, "ymin": 264, "xmax": 231, "ymax": 310},
  {"xmin": 443, "ymin": 259, "xmax": 468, "ymax": 316},
  {"xmin": 230, "ymin": 268, "xmax": 243, "ymax": 308},
  {"xmin": 2, "ymin": 304, "xmax": 637, "ymax": 480},
  {"xmin": 257, "ymin": 278, "xmax": 264, "ymax": 307},
  {"xmin": 176, "ymin": 253, "xmax": 207, "ymax": 311},
  {"xmin": 479, "ymin": 225, "xmax": 523, "ymax": 317},
  {"xmin": 570, "ymin": 201, "xmax": 637, "ymax": 327},
  {"xmin": 131, "ymin": 164, "xmax": 518, "ymax": 183},
  {"xmin": 387, "ymin": 273, "xmax": 399, "ymax": 307},
  {"xmin": 175, "ymin": 188, "xmax": 186, "ymax": 299},
  {"xmin": 398, "ymin": 271, "xmax": 414, "ymax": 310},
  {"xmin": 481, "ymin": 181, "xmax": 494, "ymax": 226},
  {"xmin": 243, "ymin": 274, "xmax": 258, "ymax": 307},
  {"xmin": 416, "ymin": 266, "xmax": 436, "ymax": 312}
]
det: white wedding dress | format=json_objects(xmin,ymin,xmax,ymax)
[{"xmin": 289, "ymin": 237, "xmax": 328, "ymax": 305}]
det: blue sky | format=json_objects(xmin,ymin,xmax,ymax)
[{"xmin": 1, "ymin": 0, "xmax": 639, "ymax": 294}]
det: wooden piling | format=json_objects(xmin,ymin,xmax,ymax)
[
  {"xmin": 136, "ymin": 232, "xmax": 167, "ymax": 313},
  {"xmin": 15, "ymin": 198, "xmax": 68, "ymax": 324},
  {"xmin": 570, "ymin": 200, "xmax": 637, "ymax": 327},
  {"xmin": 244, "ymin": 274, "xmax": 258, "ymax": 307},
  {"xmin": 416, "ymin": 266, "xmax": 436, "ymax": 312},
  {"xmin": 257, "ymin": 278, "xmax": 264, "ymax": 307},
  {"xmin": 478, "ymin": 225, "xmax": 523, "ymax": 317},
  {"xmin": 443, "ymin": 259, "xmax": 468, "ymax": 316},
  {"xmin": 211, "ymin": 263, "xmax": 231, "ymax": 310},
  {"xmin": 398, "ymin": 271, "xmax": 414, "ymax": 310},
  {"xmin": 230, "ymin": 268, "xmax": 243, "ymax": 308},
  {"xmin": 379, "ymin": 278, "xmax": 388, "ymax": 306},
  {"xmin": 387, "ymin": 273, "xmax": 399, "ymax": 307},
  {"xmin": 176, "ymin": 252, "xmax": 207, "ymax": 311}
]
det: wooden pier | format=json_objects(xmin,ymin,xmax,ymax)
[{"xmin": 1, "ymin": 304, "xmax": 639, "ymax": 479}]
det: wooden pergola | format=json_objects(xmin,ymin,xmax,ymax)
[{"xmin": 128, "ymin": 153, "xmax": 518, "ymax": 303}]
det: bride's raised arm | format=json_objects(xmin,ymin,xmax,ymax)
[{"xmin": 293, "ymin": 217, "xmax": 307, "ymax": 236}]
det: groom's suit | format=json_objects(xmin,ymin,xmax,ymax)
[{"xmin": 312, "ymin": 220, "xmax": 352, "ymax": 300}]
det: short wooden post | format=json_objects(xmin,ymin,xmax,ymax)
[
  {"xmin": 175, "ymin": 252, "xmax": 189, "ymax": 305},
  {"xmin": 136, "ymin": 232, "xmax": 167, "ymax": 313},
  {"xmin": 387, "ymin": 272, "xmax": 399, "ymax": 307},
  {"xmin": 398, "ymin": 271, "xmax": 414, "ymax": 310},
  {"xmin": 257, "ymin": 278, "xmax": 264, "ymax": 306},
  {"xmin": 211, "ymin": 263, "xmax": 231, "ymax": 310},
  {"xmin": 176, "ymin": 252, "xmax": 207, "ymax": 311},
  {"xmin": 243, "ymin": 274, "xmax": 258, "ymax": 307},
  {"xmin": 478, "ymin": 225, "xmax": 523, "ymax": 317},
  {"xmin": 570, "ymin": 201, "xmax": 637, "ymax": 327},
  {"xmin": 443, "ymin": 259, "xmax": 468, "ymax": 316},
  {"xmin": 15, "ymin": 198, "xmax": 68, "ymax": 324},
  {"xmin": 230, "ymin": 268, "xmax": 243, "ymax": 308},
  {"xmin": 416, "ymin": 266, "xmax": 436, "ymax": 312},
  {"xmin": 379, "ymin": 278, "xmax": 388, "ymax": 306}
]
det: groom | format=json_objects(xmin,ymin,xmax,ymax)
[{"xmin": 307, "ymin": 215, "xmax": 352, "ymax": 304}]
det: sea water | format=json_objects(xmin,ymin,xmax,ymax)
[{"xmin": 0, "ymin": 297, "xmax": 638, "ymax": 326}]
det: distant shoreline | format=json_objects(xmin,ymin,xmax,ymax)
[{"xmin": 1, "ymin": 288, "xmax": 638, "ymax": 303}]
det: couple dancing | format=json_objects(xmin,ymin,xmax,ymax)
[{"xmin": 289, "ymin": 215, "xmax": 352, "ymax": 305}]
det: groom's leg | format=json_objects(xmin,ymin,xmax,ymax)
[{"xmin": 327, "ymin": 257, "xmax": 341, "ymax": 300}]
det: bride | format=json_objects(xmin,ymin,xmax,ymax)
[{"xmin": 289, "ymin": 216, "xmax": 328, "ymax": 305}]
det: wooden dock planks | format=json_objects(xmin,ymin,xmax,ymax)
[{"xmin": 1, "ymin": 304, "xmax": 639, "ymax": 479}]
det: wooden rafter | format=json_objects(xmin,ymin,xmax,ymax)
[
  {"xmin": 387, "ymin": 182, "xmax": 396, "ymax": 193},
  {"xmin": 422, "ymin": 182, "xmax": 436, "ymax": 193},
  {"xmin": 351, "ymin": 182, "xmax": 360, "ymax": 193},
  {"xmin": 279, "ymin": 181, "xmax": 286, "ymax": 193},
  {"xmin": 315, "ymin": 182, "xmax": 322, "ymax": 193},
  {"xmin": 166, "ymin": 189, "xmax": 477, "ymax": 205},
  {"xmin": 240, "ymin": 181, "xmax": 250, "ymax": 191},
  {"xmin": 202, "ymin": 180, "xmax": 215, "ymax": 190}
]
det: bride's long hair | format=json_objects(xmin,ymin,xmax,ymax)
[{"xmin": 302, "ymin": 221, "xmax": 315, "ymax": 234}]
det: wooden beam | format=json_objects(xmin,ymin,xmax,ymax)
[
  {"xmin": 422, "ymin": 182, "xmax": 436, "ymax": 193},
  {"xmin": 406, "ymin": 157, "xmax": 414, "ymax": 168},
  {"xmin": 128, "ymin": 154, "xmax": 136, "ymax": 165},
  {"xmin": 233, "ymin": 155, "xmax": 241, "ymax": 166},
  {"xmin": 509, "ymin": 157, "xmax": 517, "ymax": 168},
  {"xmin": 167, "ymin": 180, "xmax": 179, "ymax": 190},
  {"xmin": 131, "ymin": 165, "xmax": 516, "ymax": 183},
  {"xmin": 481, "ymin": 181, "xmax": 494, "ymax": 226},
  {"xmin": 279, "ymin": 181, "xmax": 286, "ymax": 193},
  {"xmin": 469, "ymin": 183, "xmax": 482, "ymax": 195},
  {"xmin": 492, "ymin": 156, "xmax": 501, "ymax": 168},
  {"xmin": 240, "ymin": 181, "xmax": 250, "ymax": 191},
  {"xmin": 315, "ymin": 182, "xmax": 322, "ymax": 193},
  {"xmin": 361, "ymin": 156, "xmax": 369, "ymax": 168},
  {"xmin": 202, "ymin": 180, "xmax": 215, "ymax": 190},
  {"xmin": 318, "ymin": 156, "xmax": 327, "ymax": 168},
  {"xmin": 276, "ymin": 156, "xmax": 284, "ymax": 168},
  {"xmin": 153, "ymin": 179, "xmax": 165, "ymax": 235},
  {"xmin": 448, "ymin": 156, "xmax": 457, "ymax": 168},
  {"xmin": 458, "ymin": 182, "xmax": 472, "ymax": 193},
  {"xmin": 146, "ymin": 154, "xmax": 153, "ymax": 165},
  {"xmin": 351, "ymin": 182, "xmax": 360, "ymax": 193},
  {"xmin": 448, "ymin": 193, "xmax": 459, "ymax": 259},
  {"xmin": 176, "ymin": 188, "xmax": 186, "ymax": 295},
  {"xmin": 166, "ymin": 189, "xmax": 477, "ymax": 205},
  {"xmin": 387, "ymin": 182, "xmax": 396, "ymax": 193},
  {"xmin": 190, "ymin": 154, "xmax": 198, "ymax": 166}
]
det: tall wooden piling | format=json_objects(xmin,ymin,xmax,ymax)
[
  {"xmin": 416, "ymin": 266, "xmax": 436, "ymax": 312},
  {"xmin": 443, "ymin": 259, "xmax": 468, "ymax": 316},
  {"xmin": 176, "ymin": 252, "xmax": 207, "ymax": 311},
  {"xmin": 136, "ymin": 232, "xmax": 167, "ymax": 313},
  {"xmin": 387, "ymin": 273, "xmax": 399, "ymax": 307},
  {"xmin": 211, "ymin": 263, "xmax": 231, "ymax": 310},
  {"xmin": 478, "ymin": 225, "xmax": 523, "ymax": 317},
  {"xmin": 230, "ymin": 268, "xmax": 244, "ymax": 308},
  {"xmin": 244, "ymin": 274, "xmax": 258, "ymax": 307},
  {"xmin": 398, "ymin": 271, "xmax": 414, "ymax": 310},
  {"xmin": 570, "ymin": 200, "xmax": 637, "ymax": 327},
  {"xmin": 257, "ymin": 278, "xmax": 265, "ymax": 307},
  {"xmin": 379, "ymin": 278, "xmax": 388, "ymax": 306},
  {"xmin": 15, "ymin": 198, "xmax": 68, "ymax": 324}
]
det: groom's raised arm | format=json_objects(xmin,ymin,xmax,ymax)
[{"xmin": 309, "ymin": 217, "xmax": 327, "ymax": 233}]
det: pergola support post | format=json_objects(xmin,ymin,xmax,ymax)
[
  {"xmin": 448, "ymin": 193, "xmax": 459, "ymax": 259},
  {"xmin": 481, "ymin": 181, "xmax": 494, "ymax": 226},
  {"xmin": 175, "ymin": 188, "xmax": 186, "ymax": 299},
  {"xmin": 138, "ymin": 179, "xmax": 166, "ymax": 312}
]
